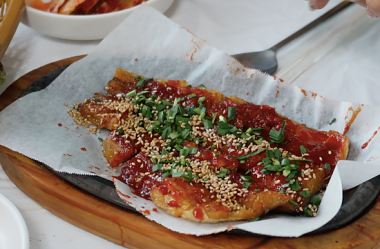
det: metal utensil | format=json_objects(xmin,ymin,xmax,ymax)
[{"xmin": 231, "ymin": 1, "xmax": 353, "ymax": 75}]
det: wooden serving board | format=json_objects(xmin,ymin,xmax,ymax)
[{"xmin": 1, "ymin": 56, "xmax": 380, "ymax": 249}]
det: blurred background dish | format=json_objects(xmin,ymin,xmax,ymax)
[
  {"xmin": 21, "ymin": 0, "xmax": 173, "ymax": 40},
  {"xmin": 0, "ymin": 193, "xmax": 29, "ymax": 249}
]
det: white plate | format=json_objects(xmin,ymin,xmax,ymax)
[
  {"xmin": 22, "ymin": 0, "xmax": 173, "ymax": 40},
  {"xmin": 0, "ymin": 193, "xmax": 29, "ymax": 249}
]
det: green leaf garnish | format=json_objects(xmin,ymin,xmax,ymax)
[
  {"xmin": 269, "ymin": 121, "xmax": 286, "ymax": 143},
  {"xmin": 233, "ymin": 148, "xmax": 267, "ymax": 160},
  {"xmin": 228, "ymin": 107, "xmax": 236, "ymax": 121},
  {"xmin": 300, "ymin": 145, "xmax": 307, "ymax": 154},
  {"xmin": 288, "ymin": 200, "xmax": 299, "ymax": 207},
  {"xmin": 329, "ymin": 118, "xmax": 336, "ymax": 125},
  {"xmin": 248, "ymin": 217, "xmax": 260, "ymax": 222}
]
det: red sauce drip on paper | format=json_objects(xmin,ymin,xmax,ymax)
[
  {"xmin": 81, "ymin": 147, "xmax": 87, "ymax": 151},
  {"xmin": 343, "ymin": 106, "xmax": 362, "ymax": 135},
  {"xmin": 141, "ymin": 210, "xmax": 150, "ymax": 215},
  {"xmin": 300, "ymin": 89, "xmax": 307, "ymax": 97},
  {"xmin": 153, "ymin": 208, "xmax": 158, "ymax": 212},
  {"xmin": 362, "ymin": 126, "xmax": 380, "ymax": 149},
  {"xmin": 58, "ymin": 123, "xmax": 62, "ymax": 127}
]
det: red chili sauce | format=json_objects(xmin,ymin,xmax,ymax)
[{"xmin": 115, "ymin": 79, "xmax": 347, "ymax": 209}]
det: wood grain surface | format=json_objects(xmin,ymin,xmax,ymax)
[{"xmin": 1, "ymin": 56, "xmax": 380, "ymax": 249}]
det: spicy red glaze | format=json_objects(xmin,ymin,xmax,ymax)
[
  {"xmin": 81, "ymin": 147, "xmax": 87, "ymax": 151},
  {"xmin": 113, "ymin": 81, "xmax": 347, "ymax": 206},
  {"xmin": 193, "ymin": 204, "xmax": 204, "ymax": 220},
  {"xmin": 117, "ymin": 152, "xmax": 160, "ymax": 199},
  {"xmin": 58, "ymin": 123, "xmax": 62, "ymax": 127},
  {"xmin": 104, "ymin": 132, "xmax": 154, "ymax": 167}
]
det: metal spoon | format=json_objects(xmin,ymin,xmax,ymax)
[{"xmin": 231, "ymin": 1, "xmax": 353, "ymax": 75}]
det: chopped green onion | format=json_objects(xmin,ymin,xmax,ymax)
[
  {"xmin": 94, "ymin": 99, "xmax": 102, "ymax": 103},
  {"xmin": 324, "ymin": 163, "xmax": 331, "ymax": 170},
  {"xmin": 180, "ymin": 147, "xmax": 189, "ymax": 157},
  {"xmin": 118, "ymin": 129, "xmax": 124, "ymax": 134},
  {"xmin": 269, "ymin": 121, "xmax": 286, "ymax": 143},
  {"xmin": 174, "ymin": 144, "xmax": 183, "ymax": 151},
  {"xmin": 161, "ymin": 100, "xmax": 173, "ymax": 106},
  {"xmin": 299, "ymin": 190, "xmax": 310, "ymax": 198},
  {"xmin": 203, "ymin": 119, "xmax": 212, "ymax": 129},
  {"xmin": 290, "ymin": 180, "xmax": 302, "ymax": 191},
  {"xmin": 126, "ymin": 90, "xmax": 137, "ymax": 98},
  {"xmin": 187, "ymin": 93, "xmax": 196, "ymax": 99},
  {"xmin": 172, "ymin": 170, "xmax": 184, "ymax": 177},
  {"xmin": 136, "ymin": 78, "xmax": 153, "ymax": 88},
  {"xmin": 247, "ymin": 217, "xmax": 260, "ymax": 222},
  {"xmin": 211, "ymin": 113, "xmax": 217, "ymax": 124},
  {"xmin": 217, "ymin": 168, "xmax": 229, "ymax": 178},
  {"xmin": 161, "ymin": 172, "xmax": 170, "ymax": 178},
  {"xmin": 98, "ymin": 137, "xmax": 104, "ymax": 143},
  {"xmin": 240, "ymin": 175, "xmax": 254, "ymax": 182},
  {"xmin": 233, "ymin": 148, "xmax": 267, "ymax": 160},
  {"xmin": 198, "ymin": 97, "xmax": 206, "ymax": 105},
  {"xmin": 242, "ymin": 182, "xmax": 251, "ymax": 188},
  {"xmin": 219, "ymin": 115, "xmax": 227, "ymax": 123},
  {"xmin": 188, "ymin": 147, "xmax": 198, "ymax": 155},
  {"xmin": 304, "ymin": 208, "xmax": 313, "ymax": 217},
  {"xmin": 198, "ymin": 84, "xmax": 206, "ymax": 88},
  {"xmin": 228, "ymin": 107, "xmax": 236, "ymax": 121},
  {"xmin": 300, "ymin": 145, "xmax": 307, "ymax": 154},
  {"xmin": 162, "ymin": 127, "xmax": 171, "ymax": 140},
  {"xmin": 310, "ymin": 196, "xmax": 321, "ymax": 206},
  {"xmin": 181, "ymin": 129, "xmax": 190, "ymax": 139},
  {"xmin": 136, "ymin": 90, "xmax": 150, "ymax": 96},
  {"xmin": 329, "ymin": 118, "xmax": 337, "ymax": 125},
  {"xmin": 288, "ymin": 200, "xmax": 299, "ymax": 207},
  {"xmin": 152, "ymin": 164, "xmax": 163, "ymax": 172},
  {"xmin": 150, "ymin": 158, "xmax": 157, "ymax": 164}
]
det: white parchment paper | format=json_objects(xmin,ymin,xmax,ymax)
[{"xmin": 1, "ymin": 5, "xmax": 380, "ymax": 237}]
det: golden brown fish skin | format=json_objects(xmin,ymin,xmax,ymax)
[
  {"xmin": 150, "ymin": 177, "xmax": 291, "ymax": 222},
  {"xmin": 77, "ymin": 93, "xmax": 131, "ymax": 130}
]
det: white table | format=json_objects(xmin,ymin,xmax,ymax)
[{"xmin": 1, "ymin": 0, "xmax": 379, "ymax": 248}]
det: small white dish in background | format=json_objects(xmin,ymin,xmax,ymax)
[
  {"xmin": 0, "ymin": 193, "xmax": 29, "ymax": 249},
  {"xmin": 21, "ymin": 0, "xmax": 173, "ymax": 40}
]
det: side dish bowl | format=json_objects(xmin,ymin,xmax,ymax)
[{"xmin": 21, "ymin": 0, "xmax": 173, "ymax": 40}]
